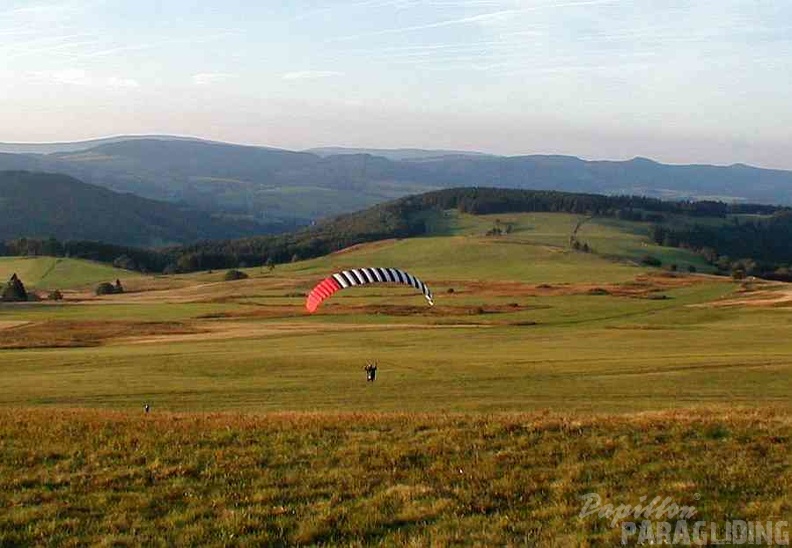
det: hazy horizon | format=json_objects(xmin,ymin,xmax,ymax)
[{"xmin": 2, "ymin": 1, "xmax": 791, "ymax": 170}]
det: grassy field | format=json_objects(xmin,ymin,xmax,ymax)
[
  {"xmin": 1, "ymin": 211, "xmax": 791, "ymax": 544},
  {"xmin": 1, "ymin": 408, "xmax": 789, "ymax": 546},
  {"xmin": 0, "ymin": 256, "xmax": 140, "ymax": 291}
]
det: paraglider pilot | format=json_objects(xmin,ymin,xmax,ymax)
[{"xmin": 364, "ymin": 361, "xmax": 377, "ymax": 382}]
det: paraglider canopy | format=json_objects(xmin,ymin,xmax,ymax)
[{"xmin": 305, "ymin": 267, "xmax": 433, "ymax": 313}]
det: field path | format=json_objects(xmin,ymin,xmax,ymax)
[
  {"xmin": 0, "ymin": 321, "xmax": 30, "ymax": 330},
  {"xmin": 116, "ymin": 320, "xmax": 486, "ymax": 345},
  {"xmin": 705, "ymin": 282, "xmax": 792, "ymax": 307}
]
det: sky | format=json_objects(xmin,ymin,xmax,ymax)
[{"xmin": 1, "ymin": 0, "xmax": 791, "ymax": 169}]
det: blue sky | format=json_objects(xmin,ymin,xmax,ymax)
[{"xmin": 2, "ymin": 0, "xmax": 791, "ymax": 168}]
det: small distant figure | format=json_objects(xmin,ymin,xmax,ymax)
[
  {"xmin": 144, "ymin": 403, "xmax": 150, "ymax": 413},
  {"xmin": 364, "ymin": 361, "xmax": 378, "ymax": 382}
]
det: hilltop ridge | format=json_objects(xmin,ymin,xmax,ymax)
[{"xmin": 2, "ymin": 136, "xmax": 792, "ymax": 225}]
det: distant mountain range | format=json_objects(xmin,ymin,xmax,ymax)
[
  {"xmin": 0, "ymin": 171, "xmax": 285, "ymax": 246},
  {"xmin": 2, "ymin": 136, "xmax": 792, "ymax": 227},
  {"xmin": 0, "ymin": 135, "xmax": 208, "ymax": 155},
  {"xmin": 306, "ymin": 147, "xmax": 492, "ymax": 161}
]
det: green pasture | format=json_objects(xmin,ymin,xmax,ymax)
[
  {"xmin": 0, "ymin": 210, "xmax": 792, "ymax": 412},
  {"xmin": 1, "ymin": 280, "xmax": 790, "ymax": 413},
  {"xmin": 277, "ymin": 211, "xmax": 710, "ymax": 283},
  {"xmin": 0, "ymin": 256, "xmax": 139, "ymax": 290},
  {"xmin": 285, "ymin": 235, "xmax": 639, "ymax": 284},
  {"xmin": 1, "ymin": 212, "xmax": 790, "ymax": 415}
]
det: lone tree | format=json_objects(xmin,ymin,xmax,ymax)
[{"xmin": 2, "ymin": 273, "xmax": 28, "ymax": 302}]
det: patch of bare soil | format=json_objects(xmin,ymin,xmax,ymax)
[
  {"xmin": 315, "ymin": 303, "xmax": 544, "ymax": 316},
  {"xmin": 0, "ymin": 320, "xmax": 201, "ymax": 349},
  {"xmin": 438, "ymin": 273, "xmax": 705, "ymax": 299},
  {"xmin": 0, "ymin": 321, "xmax": 31, "ymax": 330},
  {"xmin": 703, "ymin": 281, "xmax": 792, "ymax": 308},
  {"xmin": 120, "ymin": 320, "xmax": 488, "ymax": 345},
  {"xmin": 74, "ymin": 277, "xmax": 309, "ymax": 305}
]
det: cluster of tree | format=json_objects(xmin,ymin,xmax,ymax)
[
  {"xmin": 570, "ymin": 239, "xmax": 592, "ymax": 253},
  {"xmin": 1, "ymin": 238, "xmax": 171, "ymax": 273},
  {"xmin": 2, "ymin": 273, "xmax": 28, "ymax": 302},
  {"xmin": 403, "ymin": 187, "xmax": 784, "ymax": 219},
  {"xmin": 484, "ymin": 219, "xmax": 514, "ymax": 236},
  {"xmin": 648, "ymin": 211, "xmax": 792, "ymax": 280},
  {"xmin": 95, "ymin": 279, "xmax": 124, "ymax": 296},
  {"xmin": 1, "ymin": 273, "xmax": 65, "ymax": 302}
]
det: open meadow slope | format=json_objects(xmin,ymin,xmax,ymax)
[
  {"xmin": 0, "ymin": 256, "xmax": 141, "ymax": 292},
  {"xmin": 0, "ymin": 211, "xmax": 787, "ymax": 412},
  {"xmin": 1, "ymin": 211, "xmax": 790, "ymax": 544}
]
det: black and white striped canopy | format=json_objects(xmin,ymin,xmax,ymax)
[{"xmin": 306, "ymin": 267, "xmax": 434, "ymax": 312}]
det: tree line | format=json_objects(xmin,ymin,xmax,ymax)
[{"xmin": 2, "ymin": 187, "xmax": 790, "ymax": 277}]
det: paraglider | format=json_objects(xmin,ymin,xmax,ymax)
[
  {"xmin": 305, "ymin": 267, "xmax": 434, "ymax": 313},
  {"xmin": 364, "ymin": 361, "xmax": 378, "ymax": 382}
]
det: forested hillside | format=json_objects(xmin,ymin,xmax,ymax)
[
  {"xmin": 0, "ymin": 171, "xmax": 286, "ymax": 246},
  {"xmin": 4, "ymin": 186, "xmax": 792, "ymax": 280}
]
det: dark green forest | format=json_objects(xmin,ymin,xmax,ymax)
[
  {"xmin": 0, "ymin": 171, "xmax": 292, "ymax": 246},
  {"xmin": 3, "ymin": 186, "xmax": 792, "ymax": 280}
]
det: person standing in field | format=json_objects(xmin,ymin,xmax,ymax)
[{"xmin": 364, "ymin": 362, "xmax": 377, "ymax": 382}]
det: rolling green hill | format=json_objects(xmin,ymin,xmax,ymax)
[
  {"xmin": 7, "ymin": 185, "xmax": 786, "ymax": 281},
  {"xmin": 0, "ymin": 171, "xmax": 284, "ymax": 246}
]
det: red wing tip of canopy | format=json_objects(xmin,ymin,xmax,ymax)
[
  {"xmin": 304, "ymin": 267, "xmax": 433, "ymax": 313},
  {"xmin": 305, "ymin": 276, "xmax": 342, "ymax": 313}
]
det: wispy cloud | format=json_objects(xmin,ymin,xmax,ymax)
[
  {"xmin": 282, "ymin": 70, "xmax": 344, "ymax": 81},
  {"xmin": 192, "ymin": 73, "xmax": 236, "ymax": 86},
  {"xmin": 35, "ymin": 68, "xmax": 140, "ymax": 88},
  {"xmin": 328, "ymin": 9, "xmax": 521, "ymax": 42}
]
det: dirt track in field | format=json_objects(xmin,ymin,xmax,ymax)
[
  {"xmin": 118, "ymin": 320, "xmax": 488, "ymax": 346},
  {"xmin": 704, "ymin": 282, "xmax": 792, "ymax": 308}
]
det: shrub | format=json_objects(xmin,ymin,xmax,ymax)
[
  {"xmin": 95, "ymin": 282, "xmax": 118, "ymax": 295},
  {"xmin": 48, "ymin": 290, "xmax": 64, "ymax": 301},
  {"xmin": 587, "ymin": 287, "xmax": 610, "ymax": 296},
  {"xmin": 640, "ymin": 255, "xmax": 662, "ymax": 267},
  {"xmin": 224, "ymin": 269, "xmax": 249, "ymax": 281}
]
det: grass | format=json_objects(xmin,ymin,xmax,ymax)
[
  {"xmin": 0, "ymin": 257, "xmax": 140, "ymax": 290},
  {"xmin": 0, "ymin": 408, "xmax": 789, "ymax": 546},
  {"xmin": 1, "ymin": 212, "xmax": 791, "ymax": 544}
]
